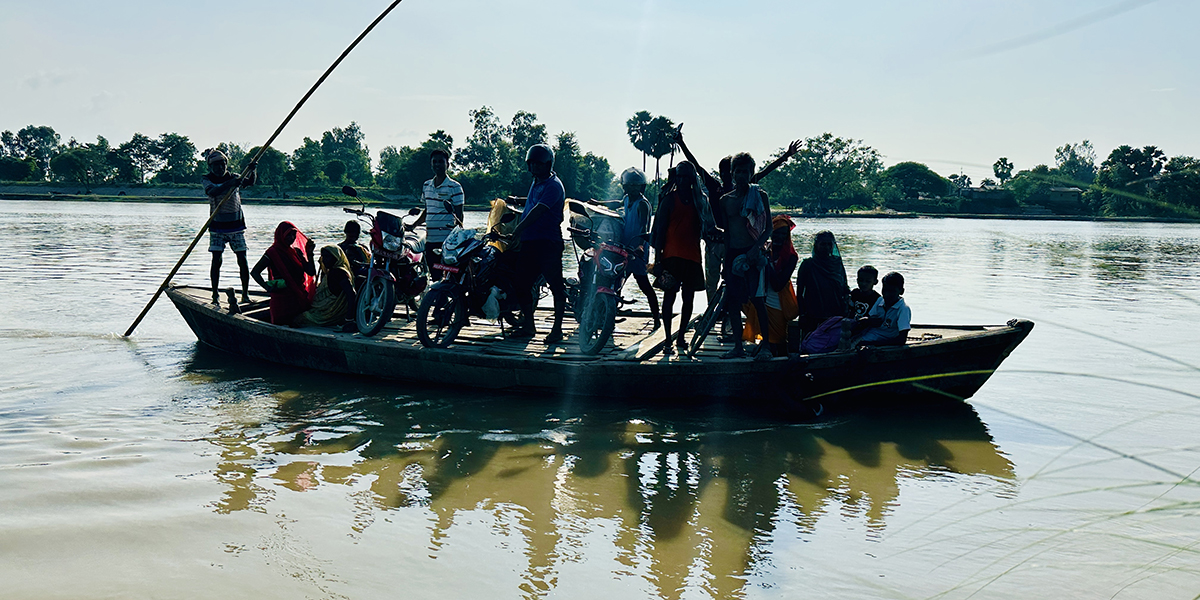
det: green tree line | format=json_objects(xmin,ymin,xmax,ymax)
[
  {"xmin": 0, "ymin": 108, "xmax": 615, "ymax": 206},
  {"xmin": 5, "ymin": 113, "xmax": 1199, "ymax": 218},
  {"xmin": 749, "ymin": 135, "xmax": 1200, "ymax": 218}
]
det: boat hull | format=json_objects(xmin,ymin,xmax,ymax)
[{"xmin": 167, "ymin": 286, "xmax": 1032, "ymax": 407}]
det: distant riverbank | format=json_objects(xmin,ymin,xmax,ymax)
[{"xmin": 3, "ymin": 189, "xmax": 1198, "ymax": 224}]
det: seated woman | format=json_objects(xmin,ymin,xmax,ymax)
[
  {"xmin": 292, "ymin": 245, "xmax": 358, "ymax": 329},
  {"xmin": 742, "ymin": 215, "xmax": 800, "ymax": 357},
  {"xmin": 251, "ymin": 221, "xmax": 317, "ymax": 325},
  {"xmin": 795, "ymin": 230, "xmax": 851, "ymax": 335}
]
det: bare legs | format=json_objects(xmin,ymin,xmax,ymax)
[
  {"xmin": 661, "ymin": 288, "xmax": 694, "ymax": 356},
  {"xmin": 632, "ymin": 272, "xmax": 660, "ymax": 330},
  {"xmin": 211, "ymin": 250, "xmax": 251, "ymax": 305}
]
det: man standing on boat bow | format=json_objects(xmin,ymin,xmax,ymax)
[
  {"xmin": 202, "ymin": 149, "xmax": 256, "ymax": 306},
  {"xmin": 506, "ymin": 143, "xmax": 568, "ymax": 345}
]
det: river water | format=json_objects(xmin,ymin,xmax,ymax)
[{"xmin": 1, "ymin": 200, "xmax": 1198, "ymax": 599}]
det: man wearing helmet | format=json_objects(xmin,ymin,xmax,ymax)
[
  {"xmin": 507, "ymin": 143, "xmax": 569, "ymax": 344},
  {"xmin": 619, "ymin": 167, "xmax": 661, "ymax": 331}
]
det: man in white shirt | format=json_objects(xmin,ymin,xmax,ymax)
[{"xmin": 420, "ymin": 148, "xmax": 464, "ymax": 281}]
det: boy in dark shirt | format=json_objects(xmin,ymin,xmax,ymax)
[{"xmin": 850, "ymin": 265, "xmax": 880, "ymax": 319}]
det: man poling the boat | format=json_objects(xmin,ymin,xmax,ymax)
[
  {"xmin": 123, "ymin": 0, "xmax": 408, "ymax": 337},
  {"xmin": 202, "ymin": 149, "xmax": 257, "ymax": 307}
]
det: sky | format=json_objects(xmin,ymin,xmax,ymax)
[{"xmin": 2, "ymin": 0, "xmax": 1197, "ymax": 184}]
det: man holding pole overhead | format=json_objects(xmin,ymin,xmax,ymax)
[{"xmin": 202, "ymin": 149, "xmax": 257, "ymax": 306}]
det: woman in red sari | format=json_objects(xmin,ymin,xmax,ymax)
[{"xmin": 251, "ymin": 221, "xmax": 317, "ymax": 324}]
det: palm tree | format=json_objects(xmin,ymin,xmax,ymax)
[
  {"xmin": 646, "ymin": 116, "xmax": 676, "ymax": 181},
  {"xmin": 626, "ymin": 111, "xmax": 653, "ymax": 172}
]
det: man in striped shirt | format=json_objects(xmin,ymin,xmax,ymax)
[
  {"xmin": 201, "ymin": 149, "xmax": 256, "ymax": 306},
  {"xmin": 420, "ymin": 148, "xmax": 464, "ymax": 281}
]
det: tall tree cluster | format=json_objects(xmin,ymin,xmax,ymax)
[
  {"xmin": 625, "ymin": 111, "xmax": 678, "ymax": 180},
  {"xmin": 377, "ymin": 107, "xmax": 613, "ymax": 203}
]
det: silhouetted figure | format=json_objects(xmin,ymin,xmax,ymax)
[
  {"xmin": 796, "ymin": 230, "xmax": 851, "ymax": 334},
  {"xmin": 650, "ymin": 161, "xmax": 713, "ymax": 355},
  {"xmin": 507, "ymin": 144, "xmax": 568, "ymax": 345},
  {"xmin": 717, "ymin": 153, "xmax": 774, "ymax": 360},
  {"xmin": 850, "ymin": 265, "xmax": 880, "ymax": 319},
  {"xmin": 338, "ymin": 220, "xmax": 370, "ymax": 291},
  {"xmin": 674, "ymin": 126, "xmax": 799, "ymax": 333},
  {"xmin": 617, "ymin": 167, "xmax": 661, "ymax": 330},
  {"xmin": 742, "ymin": 215, "xmax": 800, "ymax": 357}
]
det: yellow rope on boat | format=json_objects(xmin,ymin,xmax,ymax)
[{"xmin": 802, "ymin": 369, "xmax": 996, "ymax": 401}]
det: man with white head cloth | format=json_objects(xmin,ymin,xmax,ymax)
[{"xmin": 201, "ymin": 149, "xmax": 257, "ymax": 306}]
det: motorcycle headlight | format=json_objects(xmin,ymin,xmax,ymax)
[{"xmin": 382, "ymin": 231, "xmax": 402, "ymax": 252}]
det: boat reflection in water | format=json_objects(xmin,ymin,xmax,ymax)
[{"xmin": 185, "ymin": 345, "xmax": 1014, "ymax": 599}]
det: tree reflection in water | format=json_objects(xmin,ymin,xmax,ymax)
[{"xmin": 186, "ymin": 346, "xmax": 1014, "ymax": 599}]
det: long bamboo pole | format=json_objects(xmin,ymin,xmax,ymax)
[{"xmin": 124, "ymin": 0, "xmax": 406, "ymax": 337}]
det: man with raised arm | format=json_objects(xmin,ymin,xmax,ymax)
[
  {"xmin": 201, "ymin": 149, "xmax": 256, "ymax": 306},
  {"xmin": 674, "ymin": 126, "xmax": 800, "ymax": 315},
  {"xmin": 421, "ymin": 148, "xmax": 464, "ymax": 282},
  {"xmin": 718, "ymin": 153, "xmax": 774, "ymax": 360},
  {"xmin": 507, "ymin": 144, "xmax": 568, "ymax": 345}
]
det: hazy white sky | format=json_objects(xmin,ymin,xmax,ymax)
[{"xmin": 2, "ymin": 0, "xmax": 1196, "ymax": 183}]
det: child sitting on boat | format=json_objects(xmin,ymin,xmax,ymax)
[
  {"xmin": 851, "ymin": 265, "xmax": 880, "ymax": 318},
  {"xmin": 852, "ymin": 271, "xmax": 911, "ymax": 346}
]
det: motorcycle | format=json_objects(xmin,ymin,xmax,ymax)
[
  {"xmin": 415, "ymin": 199, "xmax": 523, "ymax": 348},
  {"xmin": 566, "ymin": 199, "xmax": 639, "ymax": 355},
  {"xmin": 341, "ymin": 186, "xmax": 428, "ymax": 336}
]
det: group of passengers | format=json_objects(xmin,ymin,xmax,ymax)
[
  {"xmin": 203, "ymin": 149, "xmax": 360, "ymax": 330},
  {"xmin": 202, "ymin": 130, "xmax": 910, "ymax": 357}
]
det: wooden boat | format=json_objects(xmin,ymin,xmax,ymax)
[{"xmin": 166, "ymin": 285, "xmax": 1033, "ymax": 412}]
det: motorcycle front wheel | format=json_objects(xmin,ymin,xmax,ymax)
[
  {"xmin": 577, "ymin": 293, "xmax": 617, "ymax": 355},
  {"xmin": 416, "ymin": 285, "xmax": 467, "ymax": 348},
  {"xmin": 357, "ymin": 273, "xmax": 396, "ymax": 337}
]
